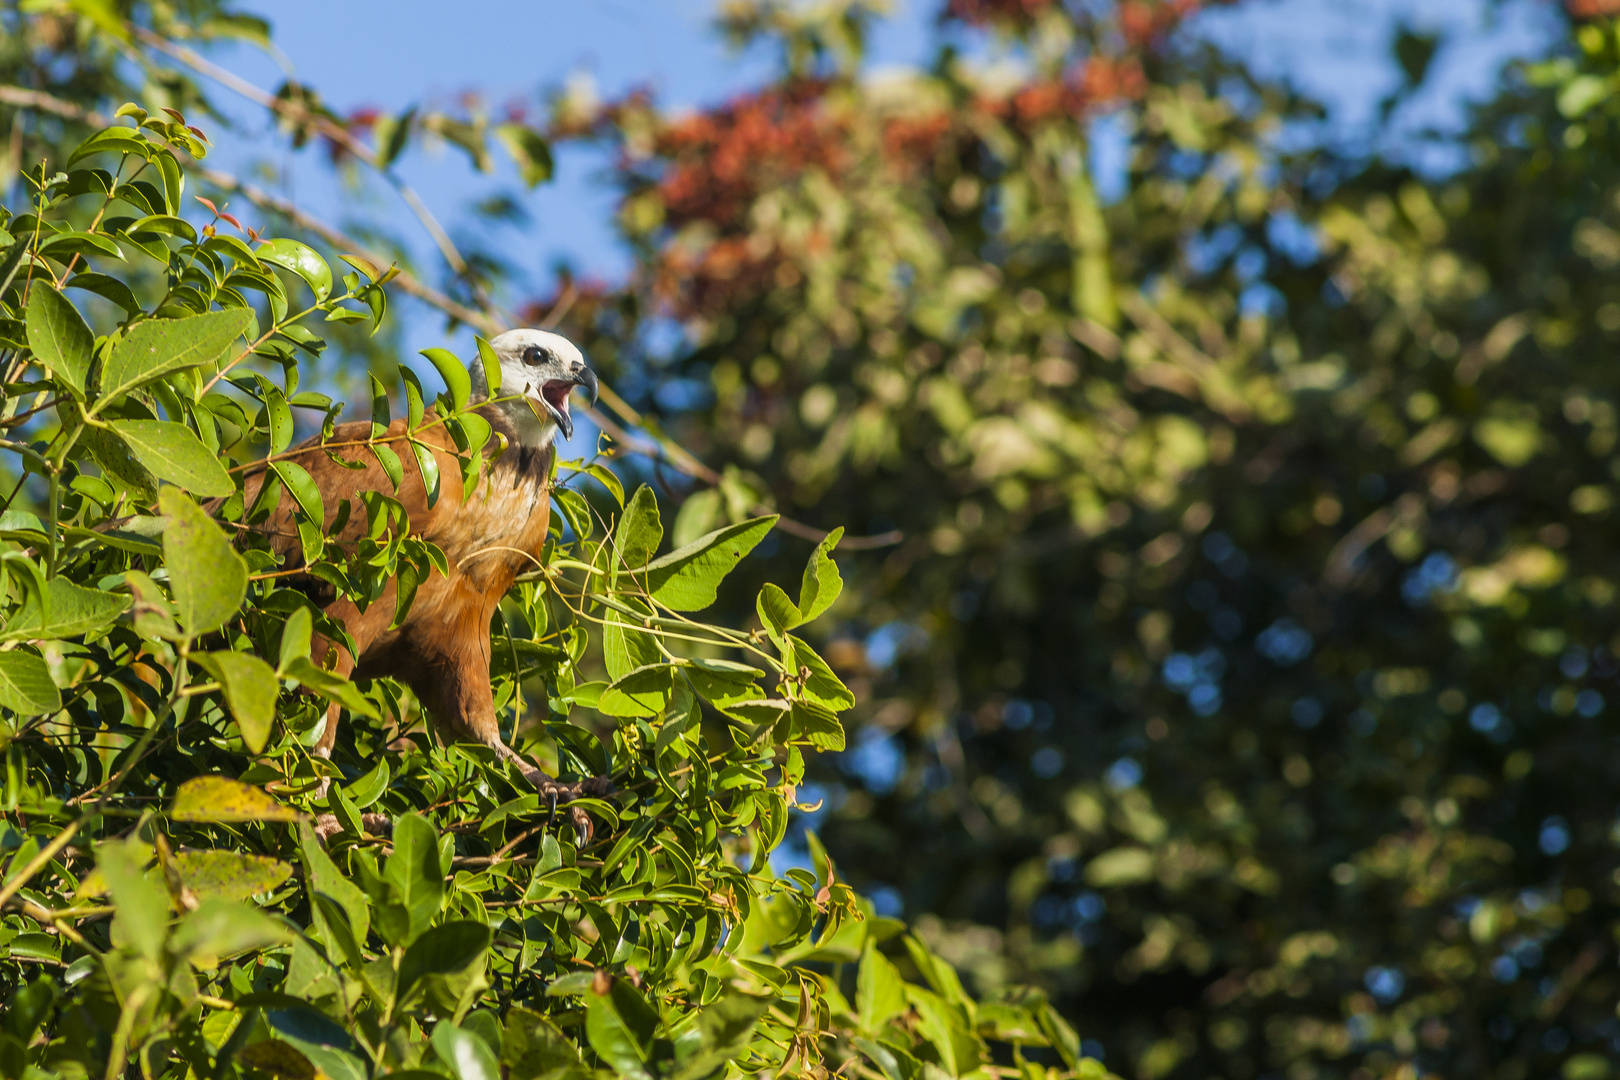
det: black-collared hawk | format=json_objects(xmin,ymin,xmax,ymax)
[{"xmin": 239, "ymin": 328, "xmax": 607, "ymax": 837}]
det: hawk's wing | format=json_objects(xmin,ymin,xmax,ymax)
[{"xmin": 238, "ymin": 415, "xmax": 469, "ymax": 578}]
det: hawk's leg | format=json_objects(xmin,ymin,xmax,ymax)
[
  {"xmin": 410, "ymin": 635, "xmax": 615, "ymax": 847},
  {"xmin": 491, "ymin": 740, "xmax": 615, "ymax": 847}
]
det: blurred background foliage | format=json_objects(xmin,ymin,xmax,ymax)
[{"xmin": 10, "ymin": 0, "xmax": 1620, "ymax": 1077}]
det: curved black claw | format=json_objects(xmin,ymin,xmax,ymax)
[{"xmin": 523, "ymin": 770, "xmax": 615, "ymax": 846}]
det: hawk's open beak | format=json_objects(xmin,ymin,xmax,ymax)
[{"xmin": 536, "ymin": 363, "xmax": 599, "ymax": 443}]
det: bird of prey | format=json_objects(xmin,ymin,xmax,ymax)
[{"xmin": 240, "ymin": 328, "xmax": 608, "ymax": 839}]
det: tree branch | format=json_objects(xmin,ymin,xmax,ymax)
[
  {"xmin": 0, "ymin": 83, "xmax": 901, "ymax": 552},
  {"xmin": 131, "ymin": 26, "xmax": 471, "ymax": 281}
]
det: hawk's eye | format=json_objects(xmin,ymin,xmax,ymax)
[{"xmin": 523, "ymin": 345, "xmax": 544, "ymax": 366}]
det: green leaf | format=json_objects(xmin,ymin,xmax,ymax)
[
  {"xmin": 98, "ymin": 836, "xmax": 168, "ymax": 961},
  {"xmin": 904, "ymin": 985, "xmax": 981, "ymax": 1076},
  {"xmin": 503, "ymin": 1009, "xmax": 582, "ymax": 1080},
  {"xmin": 671, "ymin": 488, "xmax": 721, "ymax": 549},
  {"xmin": 495, "ymin": 124, "xmax": 555, "ymax": 188},
  {"xmin": 597, "ymin": 664, "xmax": 676, "ymax": 718},
  {"xmin": 410, "ymin": 438, "xmax": 441, "ymax": 508},
  {"xmin": 421, "ymin": 347, "xmax": 472, "ymax": 412},
  {"xmin": 279, "ymin": 607, "xmax": 313, "ymax": 673},
  {"xmin": 903, "ymin": 935, "xmax": 971, "ymax": 1006},
  {"xmin": 160, "ymin": 487, "xmax": 247, "ymax": 635},
  {"xmin": 683, "ymin": 657, "xmax": 765, "ymax": 709},
  {"xmin": 344, "ymin": 756, "xmax": 390, "ymax": 809},
  {"xmin": 25, "ymin": 282, "xmax": 92, "ymax": 396},
  {"xmin": 857, "ymin": 938, "xmax": 907, "ymax": 1032},
  {"xmin": 0, "ymin": 650, "xmax": 61, "ymax": 715},
  {"xmin": 372, "ymin": 442, "xmax": 404, "ymax": 490},
  {"xmin": 399, "ymin": 921, "xmax": 490, "ymax": 998},
  {"xmin": 585, "ymin": 979, "xmax": 659, "ymax": 1080},
  {"xmin": 263, "ymin": 1009, "xmax": 368, "ymax": 1080},
  {"xmin": 170, "ymin": 776, "xmax": 298, "ymax": 822},
  {"xmin": 259, "ymin": 239, "xmax": 333, "ymax": 301},
  {"xmin": 268, "ymin": 460, "xmax": 325, "ymax": 527},
  {"xmin": 798, "ymin": 527, "xmax": 844, "ymax": 623},
  {"xmin": 614, "ymin": 485, "xmax": 663, "ymax": 573},
  {"xmin": 476, "ymin": 336, "xmax": 502, "ymax": 397},
  {"xmin": 264, "ymin": 385, "xmax": 294, "ymax": 454},
  {"xmin": 2, "ymin": 576, "xmax": 128, "ymax": 642},
  {"xmin": 65, "ymin": 124, "xmax": 144, "ymax": 167},
  {"xmin": 172, "ymin": 850, "xmax": 293, "ymax": 903},
  {"xmin": 756, "ymin": 583, "xmax": 799, "ymax": 649},
  {"xmin": 641, "ymin": 516, "xmax": 777, "ymax": 612},
  {"xmin": 431, "ymin": 1022, "xmax": 501, "ymax": 1080},
  {"xmin": 66, "ymin": 272, "xmax": 141, "ymax": 317},
  {"xmin": 791, "ymin": 699, "xmax": 846, "ymax": 752},
  {"xmin": 39, "ymin": 230, "xmax": 124, "ymax": 263},
  {"xmin": 298, "ymin": 820, "xmax": 371, "ymax": 947},
  {"xmin": 554, "ymin": 487, "xmax": 595, "ymax": 540},
  {"xmin": 283, "ymin": 657, "xmax": 378, "ymax": 719},
  {"xmin": 171, "ymin": 897, "xmax": 292, "ymax": 961},
  {"xmin": 382, "ymin": 813, "xmax": 443, "ymax": 945},
  {"xmin": 281, "ymin": 656, "xmax": 377, "ymax": 719},
  {"xmin": 109, "ymin": 419, "xmax": 235, "ymax": 497},
  {"xmin": 376, "ymin": 107, "xmax": 416, "ymax": 170},
  {"xmin": 96, "ymin": 308, "xmax": 253, "ymax": 407},
  {"xmin": 1559, "ymin": 74, "xmax": 1610, "ymax": 118},
  {"xmin": 602, "ymin": 602, "xmax": 661, "ymax": 683},
  {"xmin": 670, "ymin": 991, "xmax": 772, "ymax": 1080},
  {"xmin": 1037, "ymin": 1003, "xmax": 1081, "ymax": 1069},
  {"xmin": 194, "ymin": 651, "xmax": 278, "ymax": 753},
  {"xmin": 584, "ymin": 463, "xmax": 624, "ymax": 507},
  {"xmin": 789, "ymin": 635, "xmax": 855, "ymax": 710}
]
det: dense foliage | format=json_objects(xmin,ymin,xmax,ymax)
[
  {"xmin": 546, "ymin": 3, "xmax": 1620, "ymax": 1079},
  {"xmin": 0, "ymin": 34, "xmax": 1092, "ymax": 1080},
  {"xmin": 16, "ymin": 0, "xmax": 1620, "ymax": 1079}
]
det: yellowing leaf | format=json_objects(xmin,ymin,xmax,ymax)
[{"xmin": 169, "ymin": 776, "xmax": 298, "ymax": 823}]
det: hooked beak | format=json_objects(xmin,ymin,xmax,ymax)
[{"xmin": 534, "ymin": 362, "xmax": 599, "ymax": 443}]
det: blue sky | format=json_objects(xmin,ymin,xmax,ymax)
[
  {"xmin": 203, "ymin": 0, "xmax": 936, "ymax": 289},
  {"xmin": 192, "ymin": 0, "xmax": 1557, "ymax": 287},
  {"xmin": 176, "ymin": 0, "xmax": 1560, "ymax": 444}
]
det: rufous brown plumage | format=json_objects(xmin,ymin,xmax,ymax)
[{"xmin": 239, "ymin": 329, "xmax": 607, "ymax": 838}]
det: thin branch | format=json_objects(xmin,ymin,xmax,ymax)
[
  {"xmin": 130, "ymin": 27, "xmax": 471, "ymax": 281},
  {"xmin": 189, "ymin": 162, "xmax": 493, "ymax": 330},
  {"xmin": 0, "ymin": 83, "xmax": 901, "ymax": 551},
  {"xmin": 0, "ymin": 86, "xmax": 109, "ymax": 126}
]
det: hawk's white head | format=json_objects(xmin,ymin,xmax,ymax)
[{"xmin": 471, "ymin": 328, "xmax": 599, "ymax": 448}]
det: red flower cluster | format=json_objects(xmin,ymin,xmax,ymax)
[
  {"xmin": 975, "ymin": 56, "xmax": 1148, "ymax": 129},
  {"xmin": 652, "ymin": 81, "xmax": 846, "ymax": 233},
  {"xmin": 883, "ymin": 111, "xmax": 957, "ymax": 168},
  {"xmin": 1567, "ymin": 0, "xmax": 1620, "ymax": 16},
  {"xmin": 628, "ymin": 81, "xmax": 853, "ymax": 316}
]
